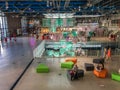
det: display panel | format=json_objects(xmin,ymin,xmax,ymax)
[{"xmin": 42, "ymin": 18, "xmax": 74, "ymax": 32}]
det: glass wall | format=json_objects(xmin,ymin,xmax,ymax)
[{"xmin": 0, "ymin": 11, "xmax": 8, "ymax": 41}]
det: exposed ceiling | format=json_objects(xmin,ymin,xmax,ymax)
[{"xmin": 0, "ymin": 0, "xmax": 119, "ymax": 17}]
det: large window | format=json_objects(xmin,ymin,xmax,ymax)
[{"xmin": 0, "ymin": 11, "xmax": 8, "ymax": 41}]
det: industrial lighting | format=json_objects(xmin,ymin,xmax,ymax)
[
  {"xmin": 5, "ymin": 1, "xmax": 9, "ymax": 10},
  {"xmin": 74, "ymin": 15, "xmax": 103, "ymax": 18},
  {"xmin": 78, "ymin": 6, "xmax": 81, "ymax": 11},
  {"xmin": 50, "ymin": 1, "xmax": 52, "ymax": 6},
  {"xmin": 43, "ymin": 13, "xmax": 75, "ymax": 18},
  {"xmin": 47, "ymin": 1, "xmax": 49, "ymax": 7}
]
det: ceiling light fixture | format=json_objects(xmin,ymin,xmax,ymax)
[
  {"xmin": 5, "ymin": 1, "xmax": 8, "ymax": 10},
  {"xmin": 43, "ymin": 13, "xmax": 74, "ymax": 18},
  {"xmin": 47, "ymin": 0, "xmax": 49, "ymax": 7}
]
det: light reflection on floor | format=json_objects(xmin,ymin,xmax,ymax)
[
  {"xmin": 29, "ymin": 36, "xmax": 36, "ymax": 49},
  {"xmin": 0, "ymin": 37, "xmax": 37, "ymax": 90},
  {"xmin": 0, "ymin": 41, "xmax": 4, "ymax": 55}
]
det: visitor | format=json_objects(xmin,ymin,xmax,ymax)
[
  {"xmin": 36, "ymin": 34, "xmax": 39, "ymax": 40},
  {"xmin": 103, "ymin": 47, "xmax": 107, "ymax": 59},
  {"xmin": 4, "ymin": 37, "xmax": 7, "ymax": 43},
  {"xmin": 9, "ymin": 36, "xmax": 12, "ymax": 41},
  {"xmin": 73, "ymin": 64, "xmax": 79, "ymax": 79},
  {"xmin": 81, "ymin": 49, "xmax": 85, "ymax": 56},
  {"xmin": 69, "ymin": 64, "xmax": 79, "ymax": 80},
  {"xmin": 72, "ymin": 64, "xmax": 78, "ymax": 72},
  {"xmin": 69, "ymin": 70, "xmax": 75, "ymax": 80},
  {"xmin": 106, "ymin": 47, "xmax": 112, "ymax": 61},
  {"xmin": 13, "ymin": 33, "xmax": 17, "ymax": 42},
  {"xmin": 76, "ymin": 48, "xmax": 81, "ymax": 56},
  {"xmin": 95, "ymin": 64, "xmax": 104, "ymax": 72}
]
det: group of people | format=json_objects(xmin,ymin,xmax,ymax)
[
  {"xmin": 94, "ymin": 47, "xmax": 112, "ymax": 72},
  {"xmin": 4, "ymin": 33, "xmax": 17, "ymax": 43}
]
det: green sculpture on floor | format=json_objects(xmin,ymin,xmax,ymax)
[
  {"xmin": 61, "ymin": 62, "xmax": 74, "ymax": 69},
  {"xmin": 36, "ymin": 63, "xmax": 49, "ymax": 73},
  {"xmin": 111, "ymin": 72, "xmax": 120, "ymax": 81}
]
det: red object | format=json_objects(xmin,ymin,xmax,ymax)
[
  {"xmin": 65, "ymin": 58, "xmax": 77, "ymax": 64},
  {"xmin": 110, "ymin": 34, "xmax": 116, "ymax": 41},
  {"xmin": 93, "ymin": 69, "xmax": 107, "ymax": 78},
  {"xmin": 44, "ymin": 36, "xmax": 47, "ymax": 39},
  {"xmin": 47, "ymin": 36, "xmax": 49, "ymax": 39},
  {"xmin": 13, "ymin": 33, "xmax": 16, "ymax": 37},
  {"xmin": 70, "ymin": 70, "xmax": 74, "ymax": 76},
  {"xmin": 42, "ymin": 36, "xmax": 44, "ymax": 40},
  {"xmin": 107, "ymin": 49, "xmax": 111, "ymax": 58}
]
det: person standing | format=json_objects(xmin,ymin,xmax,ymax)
[
  {"xmin": 103, "ymin": 47, "xmax": 107, "ymax": 59},
  {"xmin": 4, "ymin": 37, "xmax": 8, "ymax": 43},
  {"xmin": 13, "ymin": 33, "xmax": 17, "ymax": 42},
  {"xmin": 36, "ymin": 34, "xmax": 39, "ymax": 40},
  {"xmin": 106, "ymin": 47, "xmax": 112, "ymax": 61}
]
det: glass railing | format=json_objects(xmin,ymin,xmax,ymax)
[{"xmin": 33, "ymin": 40, "xmax": 45, "ymax": 58}]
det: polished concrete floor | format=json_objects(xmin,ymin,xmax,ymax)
[
  {"xmin": 0, "ymin": 37, "xmax": 38, "ymax": 90},
  {"xmin": 0, "ymin": 37, "xmax": 120, "ymax": 90},
  {"xmin": 14, "ymin": 56, "xmax": 120, "ymax": 90}
]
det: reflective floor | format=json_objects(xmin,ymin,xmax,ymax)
[
  {"xmin": 14, "ymin": 56, "xmax": 120, "ymax": 90},
  {"xmin": 0, "ymin": 37, "xmax": 38, "ymax": 90},
  {"xmin": 0, "ymin": 37, "xmax": 120, "ymax": 90}
]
